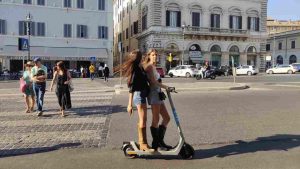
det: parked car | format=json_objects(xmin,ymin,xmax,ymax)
[
  {"xmin": 168, "ymin": 65, "xmax": 198, "ymax": 78},
  {"xmin": 69, "ymin": 69, "xmax": 81, "ymax": 78},
  {"xmin": 266, "ymin": 65, "xmax": 296, "ymax": 74},
  {"xmin": 214, "ymin": 66, "xmax": 233, "ymax": 76},
  {"xmin": 156, "ymin": 67, "xmax": 165, "ymax": 78},
  {"xmin": 236, "ymin": 65, "xmax": 258, "ymax": 76},
  {"xmin": 291, "ymin": 63, "xmax": 300, "ymax": 72}
]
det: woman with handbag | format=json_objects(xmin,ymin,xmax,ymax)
[
  {"xmin": 49, "ymin": 61, "xmax": 72, "ymax": 117},
  {"xmin": 122, "ymin": 50, "xmax": 154, "ymax": 152},
  {"xmin": 21, "ymin": 61, "xmax": 35, "ymax": 113},
  {"xmin": 143, "ymin": 49, "xmax": 174, "ymax": 151}
]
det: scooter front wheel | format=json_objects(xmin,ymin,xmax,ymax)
[
  {"xmin": 122, "ymin": 143, "xmax": 137, "ymax": 159},
  {"xmin": 196, "ymin": 75, "xmax": 202, "ymax": 80},
  {"xmin": 179, "ymin": 143, "xmax": 195, "ymax": 159}
]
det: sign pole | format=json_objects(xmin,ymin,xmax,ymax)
[{"xmin": 231, "ymin": 56, "xmax": 236, "ymax": 83}]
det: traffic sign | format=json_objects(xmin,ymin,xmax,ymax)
[
  {"xmin": 18, "ymin": 38, "xmax": 29, "ymax": 51},
  {"xmin": 90, "ymin": 57, "xmax": 96, "ymax": 61}
]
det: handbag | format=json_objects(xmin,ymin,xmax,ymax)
[
  {"xmin": 68, "ymin": 80, "xmax": 74, "ymax": 92},
  {"xmin": 20, "ymin": 78, "xmax": 26, "ymax": 93}
]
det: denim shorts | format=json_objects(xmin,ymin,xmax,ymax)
[
  {"xmin": 147, "ymin": 88, "xmax": 163, "ymax": 105},
  {"xmin": 133, "ymin": 90, "xmax": 148, "ymax": 106}
]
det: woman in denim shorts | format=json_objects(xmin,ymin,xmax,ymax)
[
  {"xmin": 122, "ymin": 50, "xmax": 154, "ymax": 152},
  {"xmin": 143, "ymin": 49, "xmax": 174, "ymax": 151}
]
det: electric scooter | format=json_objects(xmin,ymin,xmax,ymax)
[{"xmin": 122, "ymin": 88, "xmax": 195, "ymax": 159}]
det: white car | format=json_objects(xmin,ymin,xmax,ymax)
[
  {"xmin": 266, "ymin": 65, "xmax": 296, "ymax": 74},
  {"xmin": 168, "ymin": 65, "xmax": 198, "ymax": 78},
  {"xmin": 236, "ymin": 65, "xmax": 258, "ymax": 76}
]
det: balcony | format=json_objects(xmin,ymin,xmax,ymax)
[{"xmin": 137, "ymin": 26, "xmax": 250, "ymax": 39}]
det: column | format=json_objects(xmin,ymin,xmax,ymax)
[
  {"xmin": 221, "ymin": 52, "xmax": 229, "ymax": 66},
  {"xmin": 240, "ymin": 52, "xmax": 247, "ymax": 66}
]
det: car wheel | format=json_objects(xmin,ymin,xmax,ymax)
[
  {"xmin": 186, "ymin": 72, "xmax": 191, "ymax": 78},
  {"xmin": 287, "ymin": 70, "xmax": 293, "ymax": 74},
  {"xmin": 269, "ymin": 70, "xmax": 273, "ymax": 74},
  {"xmin": 247, "ymin": 71, "xmax": 252, "ymax": 76},
  {"xmin": 169, "ymin": 73, "xmax": 173, "ymax": 78}
]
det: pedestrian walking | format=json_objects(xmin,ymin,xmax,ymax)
[
  {"xmin": 21, "ymin": 61, "xmax": 35, "ymax": 113},
  {"xmin": 89, "ymin": 63, "xmax": 95, "ymax": 81},
  {"xmin": 143, "ymin": 49, "xmax": 173, "ymax": 151},
  {"xmin": 31, "ymin": 57, "xmax": 47, "ymax": 116},
  {"xmin": 122, "ymin": 50, "xmax": 154, "ymax": 152},
  {"xmin": 98, "ymin": 65, "xmax": 103, "ymax": 78},
  {"xmin": 103, "ymin": 64, "xmax": 110, "ymax": 82},
  {"xmin": 50, "ymin": 61, "xmax": 72, "ymax": 117},
  {"xmin": 80, "ymin": 66, "xmax": 84, "ymax": 78}
]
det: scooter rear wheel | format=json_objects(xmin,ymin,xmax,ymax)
[
  {"xmin": 179, "ymin": 143, "xmax": 195, "ymax": 159},
  {"xmin": 122, "ymin": 144, "xmax": 137, "ymax": 159}
]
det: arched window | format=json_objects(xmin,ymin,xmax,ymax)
[
  {"xmin": 289, "ymin": 55, "xmax": 297, "ymax": 64},
  {"xmin": 276, "ymin": 55, "xmax": 283, "ymax": 65},
  {"xmin": 210, "ymin": 45, "xmax": 221, "ymax": 53},
  {"xmin": 247, "ymin": 46, "xmax": 257, "ymax": 53},
  {"xmin": 189, "ymin": 4, "xmax": 202, "ymax": 27},
  {"xmin": 166, "ymin": 3, "xmax": 181, "ymax": 27},
  {"xmin": 229, "ymin": 45, "xmax": 239, "ymax": 53}
]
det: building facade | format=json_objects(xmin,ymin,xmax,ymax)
[
  {"xmin": 0, "ymin": 0, "xmax": 113, "ymax": 73},
  {"xmin": 114, "ymin": 0, "xmax": 268, "ymax": 72},
  {"xmin": 266, "ymin": 30, "xmax": 300, "ymax": 67},
  {"xmin": 267, "ymin": 18, "xmax": 300, "ymax": 35}
]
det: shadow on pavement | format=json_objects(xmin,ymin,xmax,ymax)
[
  {"xmin": 70, "ymin": 105, "xmax": 126, "ymax": 116},
  {"xmin": 0, "ymin": 143, "xmax": 81, "ymax": 158},
  {"xmin": 194, "ymin": 134, "xmax": 300, "ymax": 159}
]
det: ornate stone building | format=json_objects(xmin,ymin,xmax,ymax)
[
  {"xmin": 114, "ymin": 0, "xmax": 268, "ymax": 71},
  {"xmin": 267, "ymin": 18, "xmax": 300, "ymax": 35}
]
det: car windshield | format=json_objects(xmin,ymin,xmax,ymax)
[{"xmin": 189, "ymin": 66, "xmax": 196, "ymax": 69}]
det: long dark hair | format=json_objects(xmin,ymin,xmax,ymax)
[
  {"xmin": 56, "ymin": 61, "xmax": 67, "ymax": 74},
  {"xmin": 121, "ymin": 50, "xmax": 143, "ymax": 86}
]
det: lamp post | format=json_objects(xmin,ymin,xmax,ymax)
[
  {"xmin": 272, "ymin": 35, "xmax": 275, "ymax": 68},
  {"xmin": 181, "ymin": 24, "xmax": 185, "ymax": 65},
  {"xmin": 26, "ymin": 13, "xmax": 32, "ymax": 61}
]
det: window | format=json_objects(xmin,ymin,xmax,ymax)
[
  {"xmin": 230, "ymin": 15, "xmax": 242, "ymax": 29},
  {"xmin": 64, "ymin": 24, "xmax": 72, "ymax": 38},
  {"xmin": 0, "ymin": 19, "xmax": 6, "ymax": 35},
  {"xmin": 247, "ymin": 17, "xmax": 259, "ymax": 31},
  {"xmin": 64, "ymin": 0, "xmax": 71, "ymax": 8},
  {"xmin": 37, "ymin": 22, "xmax": 45, "ymax": 36},
  {"xmin": 77, "ymin": 0, "xmax": 84, "ymax": 9},
  {"xmin": 266, "ymin": 44, "xmax": 270, "ymax": 51},
  {"xmin": 19, "ymin": 21, "xmax": 35, "ymax": 36},
  {"xmin": 291, "ymin": 41, "xmax": 295, "ymax": 49},
  {"xmin": 142, "ymin": 14, "xmax": 147, "ymax": 31},
  {"xmin": 166, "ymin": 10, "xmax": 181, "ymax": 27},
  {"xmin": 37, "ymin": 0, "xmax": 45, "ymax": 5},
  {"xmin": 277, "ymin": 55, "xmax": 283, "ymax": 65},
  {"xmin": 133, "ymin": 21, "xmax": 138, "ymax": 34},
  {"xmin": 77, "ymin": 25, "xmax": 87, "ymax": 38},
  {"xmin": 98, "ymin": 26, "xmax": 108, "ymax": 39},
  {"xmin": 126, "ymin": 46, "xmax": 129, "ymax": 52},
  {"xmin": 192, "ymin": 12, "xmax": 200, "ymax": 27},
  {"xmin": 278, "ymin": 42, "xmax": 282, "ymax": 50},
  {"xmin": 289, "ymin": 55, "xmax": 297, "ymax": 64},
  {"xmin": 126, "ymin": 28, "xmax": 129, "ymax": 39},
  {"xmin": 210, "ymin": 14, "xmax": 220, "ymax": 28},
  {"xmin": 98, "ymin": 0, "xmax": 105, "ymax": 10},
  {"xmin": 23, "ymin": 0, "xmax": 32, "ymax": 4},
  {"xmin": 118, "ymin": 33, "xmax": 122, "ymax": 42}
]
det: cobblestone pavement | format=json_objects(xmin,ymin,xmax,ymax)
[{"xmin": 0, "ymin": 79, "xmax": 114, "ymax": 157}]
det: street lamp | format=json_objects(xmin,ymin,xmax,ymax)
[
  {"xmin": 181, "ymin": 24, "xmax": 185, "ymax": 65},
  {"xmin": 26, "ymin": 13, "xmax": 32, "ymax": 61}
]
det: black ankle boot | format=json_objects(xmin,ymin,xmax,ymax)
[
  {"xmin": 158, "ymin": 125, "xmax": 173, "ymax": 150},
  {"xmin": 150, "ymin": 126, "xmax": 159, "ymax": 150}
]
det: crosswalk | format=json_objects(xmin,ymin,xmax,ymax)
[{"xmin": 0, "ymin": 79, "xmax": 114, "ymax": 157}]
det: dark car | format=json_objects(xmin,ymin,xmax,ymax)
[
  {"xmin": 291, "ymin": 63, "xmax": 300, "ymax": 72},
  {"xmin": 214, "ymin": 66, "xmax": 232, "ymax": 76},
  {"xmin": 156, "ymin": 67, "xmax": 165, "ymax": 78}
]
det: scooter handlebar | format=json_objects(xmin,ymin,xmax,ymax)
[{"xmin": 167, "ymin": 87, "xmax": 177, "ymax": 93}]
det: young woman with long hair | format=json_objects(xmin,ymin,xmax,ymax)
[
  {"xmin": 50, "ymin": 61, "xmax": 72, "ymax": 117},
  {"xmin": 122, "ymin": 50, "xmax": 154, "ymax": 152},
  {"xmin": 143, "ymin": 49, "xmax": 173, "ymax": 150}
]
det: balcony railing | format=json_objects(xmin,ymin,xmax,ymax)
[{"xmin": 139, "ymin": 26, "xmax": 249, "ymax": 38}]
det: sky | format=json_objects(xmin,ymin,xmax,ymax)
[{"xmin": 268, "ymin": 0, "xmax": 300, "ymax": 20}]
